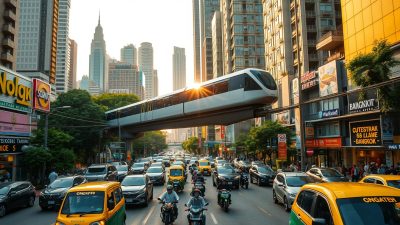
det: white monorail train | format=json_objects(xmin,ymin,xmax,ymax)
[{"xmin": 106, "ymin": 68, "xmax": 278, "ymax": 128}]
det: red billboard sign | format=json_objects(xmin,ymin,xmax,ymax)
[
  {"xmin": 33, "ymin": 79, "xmax": 51, "ymax": 112},
  {"xmin": 305, "ymin": 137, "xmax": 342, "ymax": 148},
  {"xmin": 277, "ymin": 134, "xmax": 287, "ymax": 160}
]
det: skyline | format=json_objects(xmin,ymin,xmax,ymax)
[{"xmin": 69, "ymin": 0, "xmax": 194, "ymax": 96}]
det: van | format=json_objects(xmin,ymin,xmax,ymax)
[{"xmin": 55, "ymin": 181, "xmax": 126, "ymax": 225}]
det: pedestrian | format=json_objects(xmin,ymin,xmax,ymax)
[
  {"xmin": 363, "ymin": 163, "xmax": 369, "ymax": 177},
  {"xmin": 48, "ymin": 169, "xmax": 58, "ymax": 184},
  {"xmin": 351, "ymin": 164, "xmax": 360, "ymax": 182}
]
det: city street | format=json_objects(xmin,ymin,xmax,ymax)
[{"xmin": 0, "ymin": 174, "xmax": 290, "ymax": 225}]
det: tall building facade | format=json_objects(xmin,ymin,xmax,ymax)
[
  {"xmin": 89, "ymin": 14, "xmax": 108, "ymax": 92},
  {"xmin": 68, "ymin": 38, "xmax": 77, "ymax": 90},
  {"xmin": 138, "ymin": 42, "xmax": 156, "ymax": 99},
  {"xmin": 17, "ymin": 0, "xmax": 59, "ymax": 84},
  {"xmin": 173, "ymin": 46, "xmax": 186, "ymax": 91},
  {"xmin": 79, "ymin": 75, "xmax": 89, "ymax": 90},
  {"xmin": 0, "ymin": 0, "xmax": 19, "ymax": 71},
  {"xmin": 211, "ymin": 11, "xmax": 223, "ymax": 78},
  {"xmin": 55, "ymin": 0, "xmax": 70, "ymax": 93},
  {"xmin": 108, "ymin": 61, "xmax": 144, "ymax": 99},
  {"xmin": 121, "ymin": 44, "xmax": 137, "ymax": 66},
  {"xmin": 153, "ymin": 69, "xmax": 158, "ymax": 97},
  {"xmin": 193, "ymin": 0, "xmax": 201, "ymax": 83}
]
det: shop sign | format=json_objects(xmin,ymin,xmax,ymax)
[
  {"xmin": 348, "ymin": 91, "xmax": 379, "ymax": 114},
  {"xmin": 318, "ymin": 60, "xmax": 338, "ymax": 96},
  {"xmin": 305, "ymin": 123, "xmax": 314, "ymax": 139},
  {"xmin": 278, "ymin": 134, "xmax": 287, "ymax": 160},
  {"xmin": 301, "ymin": 71, "xmax": 318, "ymax": 90},
  {"xmin": 0, "ymin": 69, "xmax": 32, "ymax": 113},
  {"xmin": 350, "ymin": 120, "xmax": 382, "ymax": 146},
  {"xmin": 321, "ymin": 108, "xmax": 339, "ymax": 118},
  {"xmin": 387, "ymin": 144, "xmax": 400, "ymax": 150},
  {"xmin": 0, "ymin": 137, "xmax": 29, "ymax": 154},
  {"xmin": 0, "ymin": 110, "xmax": 30, "ymax": 136},
  {"xmin": 305, "ymin": 137, "xmax": 342, "ymax": 148},
  {"xmin": 32, "ymin": 79, "xmax": 51, "ymax": 112}
]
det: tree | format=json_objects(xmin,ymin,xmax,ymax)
[
  {"xmin": 30, "ymin": 128, "xmax": 73, "ymax": 151},
  {"xmin": 131, "ymin": 131, "xmax": 168, "ymax": 157},
  {"xmin": 93, "ymin": 93, "xmax": 140, "ymax": 111},
  {"xmin": 347, "ymin": 40, "xmax": 400, "ymax": 112},
  {"xmin": 22, "ymin": 146, "xmax": 52, "ymax": 186},
  {"xmin": 182, "ymin": 137, "xmax": 201, "ymax": 155}
]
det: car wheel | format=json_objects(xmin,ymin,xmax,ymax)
[
  {"xmin": 28, "ymin": 196, "xmax": 35, "ymax": 207},
  {"xmin": 284, "ymin": 196, "xmax": 290, "ymax": 212},
  {"xmin": 273, "ymin": 190, "xmax": 278, "ymax": 204},
  {"xmin": 0, "ymin": 205, "xmax": 6, "ymax": 217}
]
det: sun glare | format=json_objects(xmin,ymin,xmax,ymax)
[{"xmin": 188, "ymin": 82, "xmax": 201, "ymax": 90}]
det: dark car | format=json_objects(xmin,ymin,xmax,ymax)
[
  {"xmin": 84, "ymin": 164, "xmax": 118, "ymax": 182},
  {"xmin": 162, "ymin": 158, "xmax": 171, "ymax": 167},
  {"xmin": 306, "ymin": 167, "xmax": 348, "ymax": 183},
  {"xmin": 145, "ymin": 166, "xmax": 165, "ymax": 185},
  {"xmin": 121, "ymin": 175, "xmax": 153, "ymax": 207},
  {"xmin": 212, "ymin": 165, "xmax": 240, "ymax": 189},
  {"xmin": 249, "ymin": 165, "xmax": 276, "ymax": 186},
  {"xmin": 238, "ymin": 160, "xmax": 252, "ymax": 172},
  {"xmin": 131, "ymin": 162, "xmax": 147, "ymax": 174},
  {"xmin": 39, "ymin": 175, "xmax": 86, "ymax": 210},
  {"xmin": 0, "ymin": 181, "xmax": 36, "ymax": 217},
  {"xmin": 116, "ymin": 165, "xmax": 132, "ymax": 182},
  {"xmin": 137, "ymin": 158, "xmax": 152, "ymax": 168}
]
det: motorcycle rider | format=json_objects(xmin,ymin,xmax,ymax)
[
  {"xmin": 217, "ymin": 182, "xmax": 231, "ymax": 205},
  {"xmin": 186, "ymin": 188, "xmax": 207, "ymax": 225},
  {"xmin": 159, "ymin": 184, "xmax": 179, "ymax": 219}
]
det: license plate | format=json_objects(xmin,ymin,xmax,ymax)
[
  {"xmin": 125, "ymin": 198, "xmax": 133, "ymax": 203},
  {"xmin": 48, "ymin": 201, "xmax": 55, "ymax": 205},
  {"xmin": 228, "ymin": 182, "xmax": 232, "ymax": 185}
]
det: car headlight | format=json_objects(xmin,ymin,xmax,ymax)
[
  {"xmin": 55, "ymin": 222, "xmax": 66, "ymax": 225},
  {"xmin": 90, "ymin": 221, "xmax": 105, "ymax": 225}
]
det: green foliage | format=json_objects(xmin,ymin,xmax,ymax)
[
  {"xmin": 49, "ymin": 148, "xmax": 76, "ymax": 173},
  {"xmin": 131, "ymin": 131, "xmax": 168, "ymax": 156},
  {"xmin": 23, "ymin": 146, "xmax": 52, "ymax": 171},
  {"xmin": 182, "ymin": 137, "xmax": 201, "ymax": 155},
  {"xmin": 93, "ymin": 93, "xmax": 140, "ymax": 111},
  {"xmin": 31, "ymin": 128, "xmax": 73, "ymax": 150},
  {"xmin": 347, "ymin": 40, "xmax": 400, "ymax": 112}
]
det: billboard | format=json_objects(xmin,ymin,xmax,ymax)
[
  {"xmin": 348, "ymin": 90, "xmax": 379, "ymax": 114},
  {"xmin": 0, "ymin": 110, "xmax": 30, "ymax": 136},
  {"xmin": 0, "ymin": 68, "xmax": 32, "ymax": 113},
  {"xmin": 278, "ymin": 134, "xmax": 287, "ymax": 160},
  {"xmin": 273, "ymin": 110, "xmax": 290, "ymax": 125},
  {"xmin": 33, "ymin": 79, "xmax": 51, "ymax": 112},
  {"xmin": 350, "ymin": 120, "xmax": 381, "ymax": 146},
  {"xmin": 0, "ymin": 137, "xmax": 29, "ymax": 154},
  {"xmin": 301, "ymin": 71, "xmax": 318, "ymax": 90},
  {"xmin": 318, "ymin": 60, "xmax": 338, "ymax": 97}
]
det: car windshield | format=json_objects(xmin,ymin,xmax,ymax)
[
  {"xmin": 258, "ymin": 167, "xmax": 273, "ymax": 174},
  {"xmin": 170, "ymin": 169, "xmax": 183, "ymax": 176},
  {"xmin": 286, "ymin": 176, "xmax": 313, "ymax": 187},
  {"xmin": 61, "ymin": 191, "xmax": 104, "ymax": 215},
  {"xmin": 116, "ymin": 165, "xmax": 128, "ymax": 171},
  {"xmin": 121, "ymin": 177, "xmax": 145, "ymax": 186},
  {"xmin": 387, "ymin": 180, "xmax": 400, "ymax": 189},
  {"xmin": 337, "ymin": 197, "xmax": 400, "ymax": 225},
  {"xmin": 49, "ymin": 178, "xmax": 73, "ymax": 188},
  {"xmin": 218, "ymin": 167, "xmax": 235, "ymax": 174},
  {"xmin": 133, "ymin": 163, "xmax": 144, "ymax": 168},
  {"xmin": 147, "ymin": 167, "xmax": 162, "ymax": 173},
  {"xmin": 321, "ymin": 168, "xmax": 343, "ymax": 177},
  {"xmin": 87, "ymin": 167, "xmax": 106, "ymax": 174},
  {"xmin": 199, "ymin": 162, "xmax": 210, "ymax": 166},
  {"xmin": 0, "ymin": 186, "xmax": 10, "ymax": 195}
]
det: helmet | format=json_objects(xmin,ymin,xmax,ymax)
[
  {"xmin": 167, "ymin": 185, "xmax": 173, "ymax": 191},
  {"xmin": 193, "ymin": 188, "xmax": 201, "ymax": 194}
]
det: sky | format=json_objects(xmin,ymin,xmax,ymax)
[{"xmin": 69, "ymin": 0, "xmax": 194, "ymax": 95}]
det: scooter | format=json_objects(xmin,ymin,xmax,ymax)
[
  {"xmin": 240, "ymin": 173, "xmax": 249, "ymax": 189},
  {"xmin": 158, "ymin": 198, "xmax": 177, "ymax": 225},
  {"xmin": 192, "ymin": 180, "xmax": 206, "ymax": 197},
  {"xmin": 218, "ymin": 189, "xmax": 231, "ymax": 212},
  {"xmin": 185, "ymin": 202, "xmax": 208, "ymax": 225}
]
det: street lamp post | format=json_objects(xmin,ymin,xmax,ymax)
[{"xmin": 44, "ymin": 106, "xmax": 71, "ymax": 149}]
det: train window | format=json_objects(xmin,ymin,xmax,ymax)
[
  {"xmin": 228, "ymin": 75, "xmax": 244, "ymax": 91},
  {"xmin": 214, "ymin": 81, "xmax": 229, "ymax": 95},
  {"xmin": 245, "ymin": 76, "xmax": 262, "ymax": 90},
  {"xmin": 250, "ymin": 70, "xmax": 277, "ymax": 90}
]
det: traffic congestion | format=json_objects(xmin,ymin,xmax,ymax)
[{"xmin": 1, "ymin": 147, "xmax": 400, "ymax": 225}]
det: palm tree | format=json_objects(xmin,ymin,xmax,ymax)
[{"xmin": 347, "ymin": 40, "xmax": 400, "ymax": 112}]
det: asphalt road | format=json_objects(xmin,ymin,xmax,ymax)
[{"xmin": 0, "ymin": 172, "xmax": 290, "ymax": 225}]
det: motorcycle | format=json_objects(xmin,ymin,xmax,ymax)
[
  {"xmin": 240, "ymin": 173, "xmax": 249, "ymax": 189},
  {"xmin": 185, "ymin": 203, "xmax": 208, "ymax": 225},
  {"xmin": 218, "ymin": 189, "xmax": 231, "ymax": 212},
  {"xmin": 158, "ymin": 198, "xmax": 177, "ymax": 225},
  {"xmin": 192, "ymin": 180, "xmax": 206, "ymax": 197}
]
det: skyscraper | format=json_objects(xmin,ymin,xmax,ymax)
[
  {"xmin": 0, "ymin": 0, "xmax": 19, "ymax": 71},
  {"xmin": 192, "ymin": 0, "xmax": 201, "ymax": 83},
  {"xmin": 17, "ymin": 0, "xmax": 59, "ymax": 83},
  {"xmin": 173, "ymin": 47, "xmax": 186, "ymax": 91},
  {"xmin": 68, "ymin": 39, "xmax": 77, "ymax": 90},
  {"xmin": 89, "ymin": 14, "xmax": 108, "ymax": 92},
  {"xmin": 121, "ymin": 44, "xmax": 137, "ymax": 66},
  {"xmin": 138, "ymin": 42, "xmax": 155, "ymax": 99},
  {"xmin": 211, "ymin": 11, "xmax": 223, "ymax": 78},
  {"xmin": 108, "ymin": 61, "xmax": 144, "ymax": 99},
  {"xmin": 55, "ymin": 0, "xmax": 71, "ymax": 93},
  {"xmin": 153, "ymin": 69, "xmax": 158, "ymax": 97},
  {"xmin": 79, "ymin": 75, "xmax": 89, "ymax": 91}
]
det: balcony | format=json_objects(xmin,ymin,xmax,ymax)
[
  {"xmin": 4, "ymin": 0, "xmax": 17, "ymax": 8},
  {"xmin": 1, "ymin": 53, "xmax": 13, "ymax": 62},
  {"xmin": 2, "ymin": 24, "xmax": 15, "ymax": 35},
  {"xmin": 2, "ymin": 38, "xmax": 14, "ymax": 49},
  {"xmin": 326, "ymin": 51, "xmax": 345, "ymax": 63},
  {"xmin": 316, "ymin": 30, "xmax": 343, "ymax": 51},
  {"xmin": 3, "ymin": 10, "xmax": 16, "ymax": 21}
]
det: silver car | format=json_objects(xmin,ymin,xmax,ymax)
[{"xmin": 272, "ymin": 172, "xmax": 313, "ymax": 212}]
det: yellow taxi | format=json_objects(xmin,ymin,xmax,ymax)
[
  {"xmin": 289, "ymin": 182, "xmax": 400, "ymax": 225},
  {"xmin": 198, "ymin": 159, "xmax": 211, "ymax": 176},
  {"xmin": 56, "ymin": 181, "xmax": 126, "ymax": 225},
  {"xmin": 168, "ymin": 165, "xmax": 186, "ymax": 192},
  {"xmin": 359, "ymin": 174, "xmax": 400, "ymax": 189}
]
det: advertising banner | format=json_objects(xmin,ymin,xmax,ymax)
[
  {"xmin": 0, "ymin": 137, "xmax": 29, "ymax": 154},
  {"xmin": 278, "ymin": 134, "xmax": 287, "ymax": 160},
  {"xmin": 295, "ymin": 108, "xmax": 301, "ymax": 149},
  {"xmin": 33, "ymin": 79, "xmax": 51, "ymax": 112},
  {"xmin": 320, "ymin": 108, "xmax": 340, "ymax": 118},
  {"xmin": 348, "ymin": 90, "xmax": 379, "ymax": 114},
  {"xmin": 350, "ymin": 120, "xmax": 382, "ymax": 146},
  {"xmin": 301, "ymin": 71, "xmax": 318, "ymax": 90},
  {"xmin": 0, "ymin": 110, "xmax": 30, "ymax": 136},
  {"xmin": 305, "ymin": 123, "xmax": 314, "ymax": 139},
  {"xmin": 305, "ymin": 137, "xmax": 342, "ymax": 148},
  {"xmin": 318, "ymin": 60, "xmax": 338, "ymax": 96},
  {"xmin": 0, "ymin": 69, "xmax": 32, "ymax": 113},
  {"xmin": 273, "ymin": 110, "xmax": 290, "ymax": 125}
]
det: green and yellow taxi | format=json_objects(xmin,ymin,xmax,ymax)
[
  {"xmin": 56, "ymin": 181, "xmax": 126, "ymax": 225},
  {"xmin": 289, "ymin": 182, "xmax": 400, "ymax": 225},
  {"xmin": 168, "ymin": 165, "xmax": 186, "ymax": 192},
  {"xmin": 359, "ymin": 174, "xmax": 400, "ymax": 189},
  {"xmin": 198, "ymin": 159, "xmax": 211, "ymax": 176}
]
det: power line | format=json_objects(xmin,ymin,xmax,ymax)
[
  {"xmin": 49, "ymin": 112, "xmax": 108, "ymax": 125},
  {"xmin": 51, "ymin": 110, "xmax": 107, "ymax": 124}
]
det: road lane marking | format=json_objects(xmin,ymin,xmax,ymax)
[
  {"xmin": 142, "ymin": 205, "xmax": 156, "ymax": 225},
  {"xmin": 210, "ymin": 212, "xmax": 218, "ymax": 224},
  {"xmin": 258, "ymin": 206, "xmax": 272, "ymax": 216}
]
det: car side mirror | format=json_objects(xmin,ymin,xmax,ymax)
[{"xmin": 312, "ymin": 218, "xmax": 326, "ymax": 225}]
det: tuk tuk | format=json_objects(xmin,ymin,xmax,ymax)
[{"xmin": 168, "ymin": 165, "xmax": 186, "ymax": 192}]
